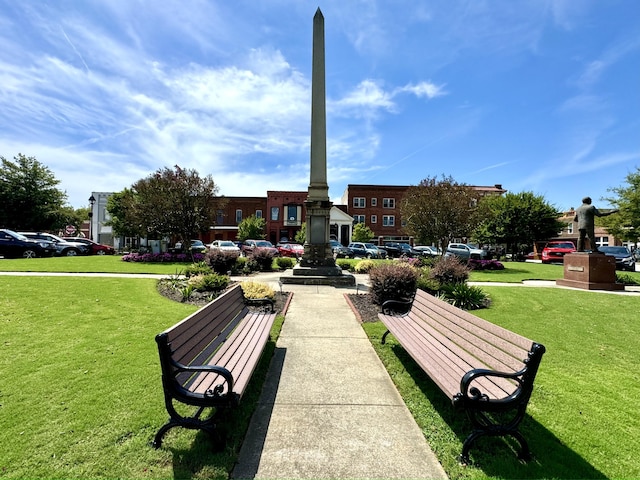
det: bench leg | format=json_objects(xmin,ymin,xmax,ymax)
[
  {"xmin": 153, "ymin": 403, "xmax": 226, "ymax": 451},
  {"xmin": 381, "ymin": 329, "xmax": 391, "ymax": 344}
]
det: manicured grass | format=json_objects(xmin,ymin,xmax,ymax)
[
  {"xmin": 468, "ymin": 261, "xmax": 565, "ymax": 282},
  {"xmin": 0, "ymin": 255, "xmax": 191, "ymax": 274},
  {"xmin": 0, "ymin": 276, "xmax": 284, "ymax": 479},
  {"xmin": 364, "ymin": 286, "xmax": 640, "ymax": 479}
]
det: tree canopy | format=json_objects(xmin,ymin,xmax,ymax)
[
  {"xmin": 352, "ymin": 222, "xmax": 375, "ymax": 242},
  {"xmin": 400, "ymin": 175, "xmax": 481, "ymax": 252},
  {"xmin": 600, "ymin": 167, "xmax": 640, "ymax": 243},
  {"xmin": 123, "ymin": 165, "xmax": 223, "ymax": 243},
  {"xmin": 0, "ymin": 154, "xmax": 68, "ymax": 231},
  {"xmin": 474, "ymin": 191, "xmax": 564, "ymax": 255},
  {"xmin": 237, "ymin": 215, "xmax": 266, "ymax": 241}
]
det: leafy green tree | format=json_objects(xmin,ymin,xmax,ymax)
[
  {"xmin": 400, "ymin": 175, "xmax": 481, "ymax": 253},
  {"xmin": 0, "ymin": 154, "xmax": 67, "ymax": 230},
  {"xmin": 105, "ymin": 189, "xmax": 143, "ymax": 239},
  {"xmin": 474, "ymin": 191, "xmax": 564, "ymax": 257},
  {"xmin": 600, "ymin": 168, "xmax": 640, "ymax": 244},
  {"xmin": 130, "ymin": 165, "xmax": 223, "ymax": 243},
  {"xmin": 237, "ymin": 215, "xmax": 266, "ymax": 241},
  {"xmin": 295, "ymin": 223, "xmax": 306, "ymax": 244},
  {"xmin": 352, "ymin": 222, "xmax": 375, "ymax": 242}
]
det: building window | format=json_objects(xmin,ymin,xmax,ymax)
[
  {"xmin": 235, "ymin": 209, "xmax": 242, "ymax": 224},
  {"xmin": 353, "ymin": 197, "xmax": 365, "ymax": 208},
  {"xmin": 596, "ymin": 236, "xmax": 609, "ymax": 247},
  {"xmin": 354, "ymin": 215, "xmax": 365, "ymax": 223},
  {"xmin": 371, "ymin": 215, "xmax": 377, "ymax": 224},
  {"xmin": 216, "ymin": 210, "xmax": 224, "ymax": 224},
  {"xmin": 383, "ymin": 198, "xmax": 395, "ymax": 208},
  {"xmin": 256, "ymin": 210, "xmax": 263, "ymax": 218},
  {"xmin": 567, "ymin": 222, "xmax": 573, "ymax": 234},
  {"xmin": 271, "ymin": 207, "xmax": 279, "ymax": 221},
  {"xmin": 287, "ymin": 205, "xmax": 298, "ymax": 221},
  {"xmin": 371, "ymin": 198, "xmax": 377, "ymax": 207},
  {"xmin": 383, "ymin": 215, "xmax": 395, "ymax": 226}
]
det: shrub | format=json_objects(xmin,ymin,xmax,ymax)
[
  {"xmin": 468, "ymin": 259, "xmax": 505, "ymax": 271},
  {"xmin": 205, "ymin": 249, "xmax": 240, "ymax": 274},
  {"xmin": 336, "ymin": 259, "xmax": 351, "ymax": 270},
  {"xmin": 428, "ymin": 255, "xmax": 470, "ymax": 284},
  {"xmin": 249, "ymin": 249, "xmax": 276, "ymax": 271},
  {"xmin": 183, "ymin": 261, "xmax": 213, "ymax": 278},
  {"xmin": 276, "ymin": 257, "xmax": 296, "ymax": 270},
  {"xmin": 369, "ymin": 263, "xmax": 419, "ymax": 306},
  {"xmin": 354, "ymin": 259, "xmax": 376, "ymax": 274},
  {"xmin": 187, "ymin": 273, "xmax": 230, "ymax": 292},
  {"xmin": 437, "ymin": 283, "xmax": 490, "ymax": 310},
  {"xmin": 616, "ymin": 272, "xmax": 640, "ymax": 285},
  {"xmin": 241, "ymin": 281, "xmax": 275, "ymax": 300}
]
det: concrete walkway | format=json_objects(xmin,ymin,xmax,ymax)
[{"xmin": 232, "ymin": 275, "xmax": 447, "ymax": 479}]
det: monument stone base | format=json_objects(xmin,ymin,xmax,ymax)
[
  {"xmin": 556, "ymin": 252, "xmax": 623, "ymax": 291},
  {"xmin": 280, "ymin": 264, "xmax": 356, "ymax": 286}
]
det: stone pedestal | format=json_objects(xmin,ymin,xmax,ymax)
[
  {"xmin": 280, "ymin": 264, "xmax": 356, "ymax": 286},
  {"xmin": 556, "ymin": 253, "xmax": 623, "ymax": 291}
]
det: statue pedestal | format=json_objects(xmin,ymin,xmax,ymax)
[
  {"xmin": 280, "ymin": 264, "xmax": 356, "ymax": 286},
  {"xmin": 556, "ymin": 253, "xmax": 623, "ymax": 291}
]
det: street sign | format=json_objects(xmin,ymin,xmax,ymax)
[{"xmin": 65, "ymin": 225, "xmax": 76, "ymax": 235}]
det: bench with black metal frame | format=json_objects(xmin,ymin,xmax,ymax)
[
  {"xmin": 379, "ymin": 289, "xmax": 545, "ymax": 464},
  {"xmin": 153, "ymin": 283, "xmax": 276, "ymax": 449}
]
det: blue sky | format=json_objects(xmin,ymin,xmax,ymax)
[{"xmin": 1, "ymin": 1, "xmax": 638, "ymax": 211}]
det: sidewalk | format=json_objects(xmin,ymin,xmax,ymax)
[{"xmin": 232, "ymin": 275, "xmax": 447, "ymax": 479}]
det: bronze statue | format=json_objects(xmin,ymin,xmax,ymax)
[{"xmin": 574, "ymin": 197, "xmax": 618, "ymax": 252}]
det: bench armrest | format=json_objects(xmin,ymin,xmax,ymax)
[
  {"xmin": 381, "ymin": 298, "xmax": 412, "ymax": 315},
  {"xmin": 245, "ymin": 297, "xmax": 275, "ymax": 313},
  {"xmin": 454, "ymin": 367, "xmax": 527, "ymax": 410},
  {"xmin": 170, "ymin": 359, "xmax": 235, "ymax": 397}
]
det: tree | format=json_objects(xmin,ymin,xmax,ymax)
[
  {"xmin": 0, "ymin": 154, "xmax": 67, "ymax": 230},
  {"xmin": 130, "ymin": 165, "xmax": 223, "ymax": 243},
  {"xmin": 600, "ymin": 168, "xmax": 640, "ymax": 244},
  {"xmin": 237, "ymin": 215, "xmax": 266, "ymax": 241},
  {"xmin": 352, "ymin": 222, "xmax": 375, "ymax": 242},
  {"xmin": 474, "ymin": 191, "xmax": 565, "ymax": 257},
  {"xmin": 105, "ymin": 189, "xmax": 143, "ymax": 239},
  {"xmin": 295, "ymin": 223, "xmax": 306, "ymax": 244},
  {"xmin": 400, "ymin": 175, "xmax": 481, "ymax": 253}
]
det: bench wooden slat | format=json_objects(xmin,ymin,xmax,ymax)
[{"xmin": 378, "ymin": 288, "xmax": 545, "ymax": 463}]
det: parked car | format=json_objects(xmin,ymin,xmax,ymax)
[
  {"xmin": 445, "ymin": 243, "xmax": 487, "ymax": 260},
  {"xmin": 0, "ymin": 229, "xmax": 56, "ymax": 258},
  {"xmin": 277, "ymin": 243, "xmax": 304, "ymax": 258},
  {"xmin": 241, "ymin": 239, "xmax": 279, "ymax": 257},
  {"xmin": 62, "ymin": 237, "xmax": 115, "ymax": 255},
  {"xmin": 330, "ymin": 240, "xmax": 353, "ymax": 258},
  {"xmin": 541, "ymin": 241, "xmax": 576, "ymax": 264},
  {"xmin": 414, "ymin": 245, "xmax": 442, "ymax": 257},
  {"xmin": 384, "ymin": 242, "xmax": 421, "ymax": 258},
  {"xmin": 598, "ymin": 246, "xmax": 636, "ymax": 271},
  {"xmin": 19, "ymin": 232, "xmax": 90, "ymax": 256},
  {"xmin": 347, "ymin": 242, "xmax": 386, "ymax": 259},
  {"xmin": 207, "ymin": 240, "xmax": 241, "ymax": 254},
  {"xmin": 171, "ymin": 240, "xmax": 207, "ymax": 254}
]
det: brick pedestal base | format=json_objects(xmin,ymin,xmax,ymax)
[{"xmin": 556, "ymin": 253, "xmax": 623, "ymax": 291}]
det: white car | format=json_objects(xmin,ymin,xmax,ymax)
[
  {"xmin": 207, "ymin": 240, "xmax": 241, "ymax": 253},
  {"xmin": 445, "ymin": 243, "xmax": 487, "ymax": 260}
]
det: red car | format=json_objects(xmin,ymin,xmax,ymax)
[
  {"xmin": 541, "ymin": 241, "xmax": 576, "ymax": 264},
  {"xmin": 277, "ymin": 243, "xmax": 304, "ymax": 258},
  {"xmin": 63, "ymin": 237, "xmax": 115, "ymax": 255}
]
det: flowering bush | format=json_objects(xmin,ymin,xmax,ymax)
[
  {"xmin": 468, "ymin": 259, "xmax": 505, "ymax": 271},
  {"xmin": 369, "ymin": 263, "xmax": 418, "ymax": 306},
  {"xmin": 121, "ymin": 252, "xmax": 206, "ymax": 263}
]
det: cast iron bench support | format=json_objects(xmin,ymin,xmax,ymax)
[
  {"xmin": 153, "ymin": 284, "xmax": 276, "ymax": 449},
  {"xmin": 379, "ymin": 289, "xmax": 545, "ymax": 464}
]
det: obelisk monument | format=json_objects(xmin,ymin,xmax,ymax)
[{"xmin": 286, "ymin": 8, "xmax": 354, "ymax": 285}]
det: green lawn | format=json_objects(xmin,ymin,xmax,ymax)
[
  {"xmin": 0, "ymin": 276, "xmax": 283, "ymax": 479},
  {"xmin": 364, "ymin": 286, "xmax": 640, "ymax": 479},
  {"xmin": 0, "ymin": 255, "xmax": 190, "ymax": 274}
]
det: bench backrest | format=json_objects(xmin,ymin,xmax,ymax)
[{"xmin": 156, "ymin": 284, "xmax": 248, "ymax": 384}]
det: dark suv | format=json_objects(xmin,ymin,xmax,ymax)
[
  {"xmin": 19, "ymin": 232, "xmax": 90, "ymax": 256},
  {"xmin": 0, "ymin": 229, "xmax": 56, "ymax": 258}
]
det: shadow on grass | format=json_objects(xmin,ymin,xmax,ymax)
[{"xmin": 390, "ymin": 345, "xmax": 607, "ymax": 479}]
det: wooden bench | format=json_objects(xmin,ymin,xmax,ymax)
[
  {"xmin": 153, "ymin": 283, "xmax": 277, "ymax": 449},
  {"xmin": 378, "ymin": 289, "xmax": 545, "ymax": 463}
]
